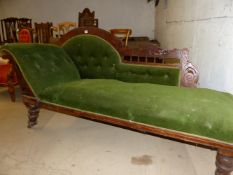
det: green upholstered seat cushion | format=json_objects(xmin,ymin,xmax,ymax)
[
  {"xmin": 1, "ymin": 43, "xmax": 80, "ymax": 95},
  {"xmin": 39, "ymin": 79, "xmax": 233, "ymax": 144},
  {"xmin": 62, "ymin": 35, "xmax": 180, "ymax": 86}
]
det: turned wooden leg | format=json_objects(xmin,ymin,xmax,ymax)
[
  {"xmin": 215, "ymin": 150, "xmax": 233, "ymax": 175},
  {"xmin": 25, "ymin": 102, "xmax": 40, "ymax": 128}
]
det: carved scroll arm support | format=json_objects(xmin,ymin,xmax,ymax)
[
  {"xmin": 165, "ymin": 48, "xmax": 199, "ymax": 88},
  {"xmin": 177, "ymin": 49, "xmax": 199, "ymax": 87}
]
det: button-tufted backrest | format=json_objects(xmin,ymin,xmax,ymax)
[
  {"xmin": 1, "ymin": 43, "xmax": 81, "ymax": 96},
  {"xmin": 116, "ymin": 64, "xmax": 180, "ymax": 86},
  {"xmin": 62, "ymin": 35, "xmax": 180, "ymax": 86},
  {"xmin": 62, "ymin": 35, "xmax": 120, "ymax": 79}
]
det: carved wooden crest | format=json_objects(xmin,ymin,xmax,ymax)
[{"xmin": 78, "ymin": 8, "xmax": 98, "ymax": 27}]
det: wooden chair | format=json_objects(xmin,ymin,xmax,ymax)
[
  {"xmin": 110, "ymin": 29, "xmax": 132, "ymax": 46},
  {"xmin": 0, "ymin": 63, "xmax": 11, "ymax": 86},
  {"xmin": 78, "ymin": 8, "xmax": 98, "ymax": 27},
  {"xmin": 34, "ymin": 22, "xmax": 53, "ymax": 43},
  {"xmin": 0, "ymin": 17, "xmax": 18, "ymax": 43},
  {"xmin": 55, "ymin": 21, "xmax": 76, "ymax": 38},
  {"xmin": 0, "ymin": 57, "xmax": 18, "ymax": 102},
  {"xmin": 0, "ymin": 28, "xmax": 31, "ymax": 102}
]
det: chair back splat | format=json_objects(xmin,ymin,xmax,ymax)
[
  {"xmin": 34, "ymin": 22, "xmax": 53, "ymax": 43},
  {"xmin": 0, "ymin": 17, "xmax": 18, "ymax": 43}
]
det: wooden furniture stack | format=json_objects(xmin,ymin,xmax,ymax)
[{"xmin": 0, "ymin": 17, "xmax": 32, "ymax": 44}]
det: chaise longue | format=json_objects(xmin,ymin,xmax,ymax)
[{"xmin": 1, "ymin": 27, "xmax": 233, "ymax": 174}]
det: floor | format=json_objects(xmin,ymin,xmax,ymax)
[{"xmin": 0, "ymin": 87, "xmax": 216, "ymax": 175}]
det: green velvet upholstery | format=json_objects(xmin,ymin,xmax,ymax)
[
  {"xmin": 1, "ymin": 43, "xmax": 80, "ymax": 95},
  {"xmin": 116, "ymin": 64, "xmax": 180, "ymax": 86},
  {"xmin": 62, "ymin": 35, "xmax": 180, "ymax": 86},
  {"xmin": 39, "ymin": 79, "xmax": 233, "ymax": 144},
  {"xmin": 1, "ymin": 38, "xmax": 233, "ymax": 145}
]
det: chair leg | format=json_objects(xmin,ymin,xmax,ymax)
[
  {"xmin": 7, "ymin": 64, "xmax": 16, "ymax": 102},
  {"xmin": 7, "ymin": 84, "xmax": 15, "ymax": 102},
  {"xmin": 25, "ymin": 102, "xmax": 40, "ymax": 128},
  {"xmin": 215, "ymin": 150, "xmax": 233, "ymax": 175}
]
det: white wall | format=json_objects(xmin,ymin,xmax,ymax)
[
  {"xmin": 0, "ymin": 0, "xmax": 155, "ymax": 38},
  {"xmin": 155, "ymin": 0, "xmax": 233, "ymax": 94}
]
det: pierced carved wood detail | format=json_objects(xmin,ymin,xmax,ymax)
[{"xmin": 215, "ymin": 151, "xmax": 233, "ymax": 175}]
